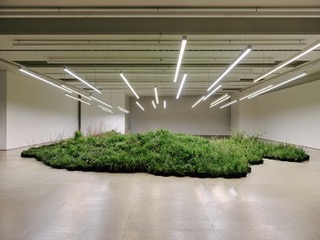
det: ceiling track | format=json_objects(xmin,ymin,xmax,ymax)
[{"xmin": 1, "ymin": 7, "xmax": 320, "ymax": 18}]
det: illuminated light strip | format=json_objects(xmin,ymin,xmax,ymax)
[
  {"xmin": 220, "ymin": 100, "xmax": 237, "ymax": 109},
  {"xmin": 61, "ymin": 84, "xmax": 91, "ymax": 100},
  {"xmin": 254, "ymin": 41, "xmax": 320, "ymax": 83},
  {"xmin": 207, "ymin": 45, "xmax": 251, "ymax": 91},
  {"xmin": 65, "ymin": 94, "xmax": 91, "ymax": 105},
  {"xmin": 173, "ymin": 36, "xmax": 187, "ymax": 83},
  {"xmin": 90, "ymin": 96, "xmax": 113, "ymax": 108},
  {"xmin": 164, "ymin": 100, "xmax": 166, "ymax": 109},
  {"xmin": 120, "ymin": 73, "xmax": 140, "ymax": 99},
  {"xmin": 117, "ymin": 105, "xmax": 130, "ymax": 114},
  {"xmin": 240, "ymin": 85, "xmax": 274, "ymax": 101},
  {"xmin": 191, "ymin": 96, "xmax": 205, "ymax": 108},
  {"xmin": 135, "ymin": 101, "xmax": 145, "ymax": 111},
  {"xmin": 63, "ymin": 67, "xmax": 102, "ymax": 94},
  {"xmin": 176, "ymin": 74, "xmax": 187, "ymax": 99},
  {"xmin": 210, "ymin": 94, "xmax": 229, "ymax": 106},
  {"xmin": 154, "ymin": 86, "xmax": 159, "ymax": 104},
  {"xmin": 249, "ymin": 73, "xmax": 307, "ymax": 99},
  {"xmin": 19, "ymin": 68, "xmax": 72, "ymax": 93},
  {"xmin": 98, "ymin": 105, "xmax": 113, "ymax": 113},
  {"xmin": 152, "ymin": 100, "xmax": 156, "ymax": 109},
  {"xmin": 203, "ymin": 85, "xmax": 222, "ymax": 101},
  {"xmin": 210, "ymin": 95, "xmax": 231, "ymax": 108}
]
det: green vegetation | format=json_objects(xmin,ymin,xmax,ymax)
[{"xmin": 21, "ymin": 129, "xmax": 309, "ymax": 178}]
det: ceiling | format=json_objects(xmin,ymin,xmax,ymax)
[{"xmin": 1, "ymin": 5, "xmax": 320, "ymax": 100}]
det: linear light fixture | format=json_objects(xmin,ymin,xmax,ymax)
[
  {"xmin": 154, "ymin": 86, "xmax": 159, "ymax": 104},
  {"xmin": 152, "ymin": 100, "xmax": 157, "ymax": 109},
  {"xmin": 65, "ymin": 94, "xmax": 91, "ymax": 105},
  {"xmin": 63, "ymin": 67, "xmax": 102, "ymax": 94},
  {"xmin": 203, "ymin": 85, "xmax": 222, "ymax": 101},
  {"xmin": 254, "ymin": 41, "xmax": 320, "ymax": 83},
  {"xmin": 220, "ymin": 100, "xmax": 237, "ymax": 109},
  {"xmin": 98, "ymin": 105, "xmax": 113, "ymax": 113},
  {"xmin": 176, "ymin": 74, "xmax": 187, "ymax": 99},
  {"xmin": 19, "ymin": 68, "xmax": 72, "ymax": 93},
  {"xmin": 61, "ymin": 84, "xmax": 91, "ymax": 100},
  {"xmin": 207, "ymin": 45, "xmax": 252, "ymax": 91},
  {"xmin": 210, "ymin": 95, "xmax": 231, "ymax": 108},
  {"xmin": 173, "ymin": 36, "xmax": 187, "ymax": 82},
  {"xmin": 191, "ymin": 96, "xmax": 205, "ymax": 108},
  {"xmin": 164, "ymin": 100, "xmax": 167, "ymax": 109},
  {"xmin": 90, "ymin": 96, "xmax": 113, "ymax": 108},
  {"xmin": 249, "ymin": 73, "xmax": 307, "ymax": 99},
  {"xmin": 240, "ymin": 85, "xmax": 274, "ymax": 101},
  {"xmin": 120, "ymin": 73, "xmax": 140, "ymax": 99},
  {"xmin": 117, "ymin": 105, "xmax": 130, "ymax": 114},
  {"xmin": 136, "ymin": 101, "xmax": 145, "ymax": 111}
]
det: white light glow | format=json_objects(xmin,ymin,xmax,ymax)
[
  {"xmin": 90, "ymin": 96, "xmax": 113, "ymax": 108},
  {"xmin": 191, "ymin": 96, "xmax": 205, "ymax": 108},
  {"xmin": 203, "ymin": 85, "xmax": 222, "ymax": 101},
  {"xmin": 152, "ymin": 100, "xmax": 156, "ymax": 109},
  {"xmin": 120, "ymin": 73, "xmax": 140, "ymax": 99},
  {"xmin": 164, "ymin": 100, "xmax": 166, "ymax": 109},
  {"xmin": 210, "ymin": 95, "xmax": 231, "ymax": 108},
  {"xmin": 117, "ymin": 105, "xmax": 130, "ymax": 114},
  {"xmin": 61, "ymin": 84, "xmax": 91, "ymax": 100},
  {"xmin": 154, "ymin": 86, "xmax": 159, "ymax": 104},
  {"xmin": 254, "ymin": 41, "xmax": 320, "ymax": 82},
  {"xmin": 176, "ymin": 74, "xmax": 187, "ymax": 99},
  {"xmin": 173, "ymin": 36, "xmax": 187, "ymax": 83},
  {"xmin": 65, "ymin": 94, "xmax": 91, "ymax": 105},
  {"xmin": 207, "ymin": 45, "xmax": 251, "ymax": 91},
  {"xmin": 63, "ymin": 67, "xmax": 102, "ymax": 94},
  {"xmin": 220, "ymin": 100, "xmax": 237, "ymax": 109},
  {"xmin": 135, "ymin": 101, "xmax": 145, "ymax": 111}
]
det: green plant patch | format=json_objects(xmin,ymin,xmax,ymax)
[{"xmin": 21, "ymin": 129, "xmax": 309, "ymax": 178}]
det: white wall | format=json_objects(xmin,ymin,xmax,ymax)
[
  {"xmin": 0, "ymin": 71, "xmax": 7, "ymax": 150},
  {"xmin": 6, "ymin": 71, "xmax": 78, "ymax": 149},
  {"xmin": 129, "ymin": 96, "xmax": 231, "ymax": 135},
  {"xmin": 81, "ymin": 93, "xmax": 127, "ymax": 134},
  {"xmin": 234, "ymin": 80, "xmax": 320, "ymax": 149}
]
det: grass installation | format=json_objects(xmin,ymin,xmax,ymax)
[{"xmin": 21, "ymin": 129, "xmax": 309, "ymax": 178}]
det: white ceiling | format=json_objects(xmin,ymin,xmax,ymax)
[{"xmin": 0, "ymin": 5, "xmax": 320, "ymax": 100}]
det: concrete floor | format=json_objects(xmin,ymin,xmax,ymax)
[{"xmin": 1, "ymin": 148, "xmax": 320, "ymax": 240}]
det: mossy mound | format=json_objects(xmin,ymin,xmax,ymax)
[{"xmin": 21, "ymin": 129, "xmax": 309, "ymax": 178}]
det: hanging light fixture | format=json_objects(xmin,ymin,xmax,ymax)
[
  {"xmin": 136, "ymin": 101, "xmax": 145, "ymax": 111},
  {"xmin": 176, "ymin": 74, "xmax": 187, "ymax": 99},
  {"xmin": 120, "ymin": 73, "xmax": 140, "ymax": 99},
  {"xmin": 220, "ymin": 100, "xmax": 237, "ymax": 109},
  {"xmin": 191, "ymin": 96, "xmax": 205, "ymax": 108},
  {"xmin": 65, "ymin": 94, "xmax": 91, "ymax": 105},
  {"xmin": 63, "ymin": 67, "xmax": 102, "ymax": 94},
  {"xmin": 173, "ymin": 36, "xmax": 187, "ymax": 83},
  {"xmin": 90, "ymin": 96, "xmax": 113, "ymax": 108}
]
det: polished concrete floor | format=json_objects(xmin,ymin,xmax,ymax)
[{"xmin": 1, "ymin": 148, "xmax": 320, "ymax": 240}]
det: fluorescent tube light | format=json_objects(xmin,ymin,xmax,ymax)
[
  {"xmin": 63, "ymin": 67, "xmax": 102, "ymax": 94},
  {"xmin": 191, "ymin": 96, "xmax": 205, "ymax": 108},
  {"xmin": 240, "ymin": 85, "xmax": 274, "ymax": 101},
  {"xmin": 207, "ymin": 45, "xmax": 251, "ymax": 91},
  {"xmin": 154, "ymin": 86, "xmax": 159, "ymax": 104},
  {"xmin": 19, "ymin": 68, "xmax": 71, "ymax": 92},
  {"xmin": 90, "ymin": 96, "xmax": 113, "ymax": 108},
  {"xmin": 120, "ymin": 73, "xmax": 140, "ymax": 99},
  {"xmin": 220, "ymin": 100, "xmax": 237, "ymax": 109},
  {"xmin": 173, "ymin": 36, "xmax": 187, "ymax": 83},
  {"xmin": 117, "ymin": 105, "xmax": 130, "ymax": 114},
  {"xmin": 98, "ymin": 105, "xmax": 113, "ymax": 113},
  {"xmin": 163, "ymin": 100, "xmax": 167, "ymax": 109},
  {"xmin": 254, "ymin": 41, "xmax": 320, "ymax": 83},
  {"xmin": 203, "ymin": 85, "xmax": 222, "ymax": 101},
  {"xmin": 210, "ymin": 95, "xmax": 231, "ymax": 108},
  {"xmin": 61, "ymin": 84, "xmax": 91, "ymax": 100},
  {"xmin": 249, "ymin": 73, "xmax": 307, "ymax": 99},
  {"xmin": 136, "ymin": 101, "xmax": 145, "ymax": 111},
  {"xmin": 65, "ymin": 94, "xmax": 91, "ymax": 105},
  {"xmin": 152, "ymin": 100, "xmax": 156, "ymax": 109},
  {"xmin": 176, "ymin": 74, "xmax": 187, "ymax": 99}
]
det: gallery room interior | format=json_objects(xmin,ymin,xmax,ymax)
[{"xmin": 0, "ymin": 0, "xmax": 320, "ymax": 239}]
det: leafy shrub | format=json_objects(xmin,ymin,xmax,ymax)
[{"xmin": 21, "ymin": 129, "xmax": 309, "ymax": 178}]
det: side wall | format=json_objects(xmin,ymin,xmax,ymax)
[
  {"xmin": 0, "ymin": 71, "xmax": 7, "ymax": 150},
  {"xmin": 6, "ymin": 71, "xmax": 78, "ymax": 149},
  {"xmin": 234, "ymin": 80, "xmax": 320, "ymax": 149},
  {"xmin": 81, "ymin": 93, "xmax": 127, "ymax": 134},
  {"xmin": 129, "ymin": 96, "xmax": 231, "ymax": 135}
]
